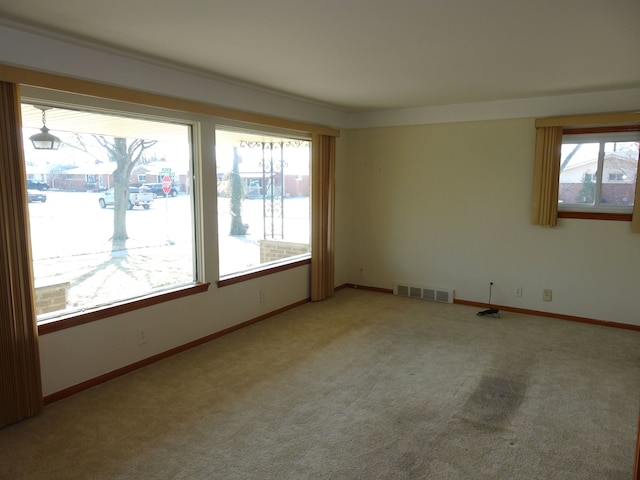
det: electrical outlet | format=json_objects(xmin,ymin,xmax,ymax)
[
  {"xmin": 259, "ymin": 289, "xmax": 265, "ymax": 303},
  {"xmin": 136, "ymin": 327, "xmax": 148, "ymax": 345},
  {"xmin": 543, "ymin": 289, "xmax": 552, "ymax": 302},
  {"xmin": 515, "ymin": 286, "xmax": 523, "ymax": 297}
]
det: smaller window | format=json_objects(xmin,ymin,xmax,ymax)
[
  {"xmin": 216, "ymin": 126, "xmax": 311, "ymax": 279},
  {"xmin": 559, "ymin": 131, "xmax": 639, "ymax": 213}
]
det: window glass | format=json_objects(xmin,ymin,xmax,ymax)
[
  {"xmin": 216, "ymin": 127, "xmax": 310, "ymax": 277},
  {"xmin": 21, "ymin": 102, "xmax": 196, "ymax": 321},
  {"xmin": 559, "ymin": 135, "xmax": 638, "ymax": 212},
  {"xmin": 601, "ymin": 141, "xmax": 637, "ymax": 206}
]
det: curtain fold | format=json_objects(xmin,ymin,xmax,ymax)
[
  {"xmin": 0, "ymin": 81, "xmax": 43, "ymax": 427},
  {"xmin": 635, "ymin": 409, "xmax": 640, "ymax": 480},
  {"xmin": 632, "ymin": 151, "xmax": 640, "ymax": 233},
  {"xmin": 310, "ymin": 134, "xmax": 335, "ymax": 301},
  {"xmin": 531, "ymin": 126, "xmax": 563, "ymax": 227}
]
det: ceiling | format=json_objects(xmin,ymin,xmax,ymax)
[{"xmin": 1, "ymin": 0, "xmax": 639, "ymax": 112}]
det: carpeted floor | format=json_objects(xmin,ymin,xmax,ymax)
[{"xmin": 1, "ymin": 288, "xmax": 639, "ymax": 479}]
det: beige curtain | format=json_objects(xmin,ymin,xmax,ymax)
[
  {"xmin": 531, "ymin": 126, "xmax": 563, "ymax": 226},
  {"xmin": 0, "ymin": 81, "xmax": 43, "ymax": 426},
  {"xmin": 635, "ymin": 409, "xmax": 640, "ymax": 480},
  {"xmin": 310, "ymin": 134, "xmax": 335, "ymax": 301},
  {"xmin": 632, "ymin": 152, "xmax": 640, "ymax": 233}
]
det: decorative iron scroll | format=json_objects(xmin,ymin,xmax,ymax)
[{"xmin": 240, "ymin": 140, "xmax": 305, "ymax": 239}]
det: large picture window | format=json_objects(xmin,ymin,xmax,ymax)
[
  {"xmin": 216, "ymin": 127, "xmax": 311, "ymax": 278},
  {"xmin": 21, "ymin": 99, "xmax": 197, "ymax": 322}
]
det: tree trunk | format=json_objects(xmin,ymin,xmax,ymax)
[
  {"xmin": 112, "ymin": 138, "xmax": 130, "ymax": 252},
  {"xmin": 89, "ymin": 135, "xmax": 155, "ymax": 252},
  {"xmin": 229, "ymin": 147, "xmax": 247, "ymax": 235}
]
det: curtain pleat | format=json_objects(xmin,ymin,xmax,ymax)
[
  {"xmin": 0, "ymin": 81, "xmax": 43, "ymax": 427},
  {"xmin": 635, "ymin": 409, "xmax": 640, "ymax": 480},
  {"xmin": 310, "ymin": 134, "xmax": 335, "ymax": 301},
  {"xmin": 531, "ymin": 126, "xmax": 563, "ymax": 227},
  {"xmin": 632, "ymin": 150, "xmax": 640, "ymax": 233}
]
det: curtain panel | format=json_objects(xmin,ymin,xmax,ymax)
[
  {"xmin": 531, "ymin": 126, "xmax": 563, "ymax": 227},
  {"xmin": 0, "ymin": 81, "xmax": 43, "ymax": 427},
  {"xmin": 632, "ymin": 161, "xmax": 640, "ymax": 233},
  {"xmin": 635, "ymin": 409, "xmax": 640, "ymax": 480},
  {"xmin": 310, "ymin": 134, "xmax": 335, "ymax": 301}
]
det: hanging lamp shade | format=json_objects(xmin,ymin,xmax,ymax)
[
  {"xmin": 29, "ymin": 106, "xmax": 61, "ymax": 150},
  {"xmin": 30, "ymin": 126, "xmax": 61, "ymax": 150}
]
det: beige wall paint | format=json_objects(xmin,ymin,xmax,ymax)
[{"xmin": 345, "ymin": 119, "xmax": 640, "ymax": 325}]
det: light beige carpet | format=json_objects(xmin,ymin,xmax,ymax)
[{"xmin": 1, "ymin": 288, "xmax": 639, "ymax": 479}]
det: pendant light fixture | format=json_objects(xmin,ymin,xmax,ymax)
[{"xmin": 29, "ymin": 106, "xmax": 61, "ymax": 150}]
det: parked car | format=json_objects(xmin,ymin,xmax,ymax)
[
  {"xmin": 139, "ymin": 183, "xmax": 179, "ymax": 198},
  {"xmin": 27, "ymin": 179, "xmax": 49, "ymax": 190},
  {"xmin": 27, "ymin": 189, "xmax": 47, "ymax": 203},
  {"xmin": 98, "ymin": 187, "xmax": 154, "ymax": 210}
]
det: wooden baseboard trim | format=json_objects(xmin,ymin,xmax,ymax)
[
  {"xmin": 453, "ymin": 299, "xmax": 640, "ymax": 332},
  {"xmin": 43, "ymin": 298, "xmax": 310, "ymax": 405},
  {"xmin": 341, "ymin": 283, "xmax": 394, "ymax": 294},
  {"xmin": 340, "ymin": 284, "xmax": 640, "ymax": 331}
]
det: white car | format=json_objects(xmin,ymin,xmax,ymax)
[{"xmin": 98, "ymin": 187, "xmax": 154, "ymax": 210}]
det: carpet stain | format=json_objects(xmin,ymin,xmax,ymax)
[
  {"xmin": 397, "ymin": 451, "xmax": 419, "ymax": 471},
  {"xmin": 459, "ymin": 373, "xmax": 527, "ymax": 429}
]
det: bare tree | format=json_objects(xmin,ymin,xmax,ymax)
[
  {"xmin": 560, "ymin": 144, "xmax": 581, "ymax": 172},
  {"xmin": 93, "ymin": 136, "xmax": 157, "ymax": 251}
]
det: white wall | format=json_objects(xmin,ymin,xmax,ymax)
[
  {"xmin": 38, "ymin": 266, "xmax": 311, "ymax": 396},
  {"xmin": 345, "ymin": 119, "xmax": 640, "ymax": 326}
]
